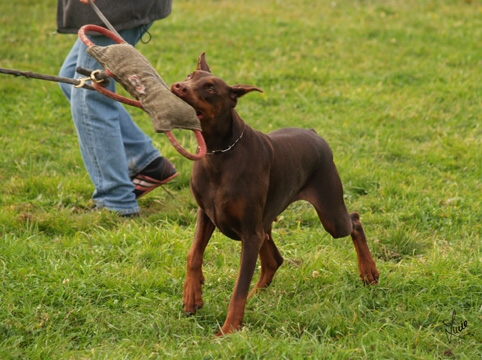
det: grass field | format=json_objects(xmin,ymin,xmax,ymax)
[{"xmin": 1, "ymin": 0, "xmax": 481, "ymax": 358}]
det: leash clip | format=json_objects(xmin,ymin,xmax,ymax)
[
  {"xmin": 74, "ymin": 77, "xmax": 89, "ymax": 88},
  {"xmin": 90, "ymin": 69, "xmax": 105, "ymax": 83}
]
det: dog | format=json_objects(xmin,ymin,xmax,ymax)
[{"xmin": 171, "ymin": 53, "xmax": 379, "ymax": 336}]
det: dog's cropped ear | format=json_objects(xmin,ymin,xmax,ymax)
[
  {"xmin": 230, "ymin": 85, "xmax": 263, "ymax": 100},
  {"xmin": 197, "ymin": 52, "xmax": 211, "ymax": 72}
]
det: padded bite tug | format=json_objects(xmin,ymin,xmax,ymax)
[{"xmin": 87, "ymin": 42, "xmax": 201, "ymax": 133}]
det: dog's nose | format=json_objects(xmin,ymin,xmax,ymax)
[{"xmin": 171, "ymin": 82, "xmax": 188, "ymax": 94}]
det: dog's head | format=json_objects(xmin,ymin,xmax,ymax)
[{"xmin": 171, "ymin": 53, "xmax": 263, "ymax": 124}]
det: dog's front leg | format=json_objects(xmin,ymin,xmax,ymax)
[
  {"xmin": 183, "ymin": 208, "xmax": 215, "ymax": 316},
  {"xmin": 248, "ymin": 228, "xmax": 283, "ymax": 298},
  {"xmin": 217, "ymin": 231, "xmax": 264, "ymax": 336}
]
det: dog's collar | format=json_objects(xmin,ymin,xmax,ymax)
[{"xmin": 207, "ymin": 126, "xmax": 245, "ymax": 155}]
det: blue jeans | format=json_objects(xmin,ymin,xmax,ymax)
[{"xmin": 59, "ymin": 25, "xmax": 161, "ymax": 215}]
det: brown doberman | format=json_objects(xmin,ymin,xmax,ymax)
[{"xmin": 171, "ymin": 53, "xmax": 379, "ymax": 336}]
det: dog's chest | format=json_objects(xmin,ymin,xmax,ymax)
[
  {"xmin": 192, "ymin": 172, "xmax": 258, "ymax": 240},
  {"xmin": 204, "ymin": 199, "xmax": 246, "ymax": 241}
]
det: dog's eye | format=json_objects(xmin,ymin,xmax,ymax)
[
  {"xmin": 186, "ymin": 73, "xmax": 193, "ymax": 80},
  {"xmin": 206, "ymin": 85, "xmax": 215, "ymax": 93}
]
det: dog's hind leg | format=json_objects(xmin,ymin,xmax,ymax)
[
  {"xmin": 183, "ymin": 208, "xmax": 215, "ymax": 316},
  {"xmin": 349, "ymin": 212, "xmax": 379, "ymax": 284},
  {"xmin": 248, "ymin": 227, "xmax": 284, "ymax": 298},
  {"xmin": 300, "ymin": 165, "xmax": 379, "ymax": 285}
]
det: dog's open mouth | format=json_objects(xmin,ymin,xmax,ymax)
[{"xmin": 170, "ymin": 86, "xmax": 204, "ymax": 120}]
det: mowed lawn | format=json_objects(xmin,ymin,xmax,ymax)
[{"xmin": 0, "ymin": 0, "xmax": 481, "ymax": 358}]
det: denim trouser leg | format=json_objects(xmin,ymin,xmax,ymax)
[{"xmin": 59, "ymin": 25, "xmax": 160, "ymax": 215}]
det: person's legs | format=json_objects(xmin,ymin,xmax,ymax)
[{"xmin": 59, "ymin": 25, "xmax": 169, "ymax": 215}]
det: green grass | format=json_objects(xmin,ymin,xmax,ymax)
[{"xmin": 1, "ymin": 0, "xmax": 481, "ymax": 358}]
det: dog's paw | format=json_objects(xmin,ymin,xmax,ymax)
[
  {"xmin": 183, "ymin": 277, "xmax": 204, "ymax": 316},
  {"xmin": 184, "ymin": 303, "xmax": 203, "ymax": 316},
  {"xmin": 359, "ymin": 260, "xmax": 379, "ymax": 285}
]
